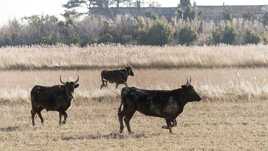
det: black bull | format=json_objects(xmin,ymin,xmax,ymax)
[
  {"xmin": 30, "ymin": 76, "xmax": 79, "ymax": 126},
  {"xmin": 100, "ymin": 66, "xmax": 134, "ymax": 89},
  {"xmin": 118, "ymin": 81, "xmax": 202, "ymax": 133}
]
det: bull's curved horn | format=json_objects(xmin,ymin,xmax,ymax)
[
  {"xmin": 189, "ymin": 76, "xmax": 192, "ymax": 84},
  {"xmin": 128, "ymin": 64, "xmax": 133, "ymax": 68},
  {"xmin": 74, "ymin": 76, "xmax": 79, "ymax": 84},
  {"xmin": 60, "ymin": 76, "xmax": 65, "ymax": 84},
  {"xmin": 186, "ymin": 78, "xmax": 189, "ymax": 85}
]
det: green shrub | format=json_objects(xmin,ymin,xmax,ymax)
[
  {"xmin": 119, "ymin": 35, "xmax": 134, "ymax": 44},
  {"xmin": 78, "ymin": 35, "xmax": 95, "ymax": 47},
  {"xmin": 210, "ymin": 29, "xmax": 222, "ymax": 45},
  {"xmin": 210, "ymin": 25, "xmax": 237, "ymax": 45},
  {"xmin": 0, "ymin": 15, "xmax": 267, "ymax": 47},
  {"xmin": 109, "ymin": 32, "xmax": 134, "ymax": 44},
  {"xmin": 175, "ymin": 26, "xmax": 197, "ymax": 45},
  {"xmin": 138, "ymin": 20, "xmax": 172, "ymax": 46},
  {"xmin": 243, "ymin": 30, "xmax": 261, "ymax": 44},
  {"xmin": 98, "ymin": 33, "xmax": 114, "ymax": 44},
  {"xmin": 262, "ymin": 12, "xmax": 268, "ymax": 26},
  {"xmin": 40, "ymin": 34, "xmax": 59, "ymax": 45},
  {"xmin": 222, "ymin": 25, "xmax": 236, "ymax": 44}
]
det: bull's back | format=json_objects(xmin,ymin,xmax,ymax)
[
  {"xmin": 30, "ymin": 85, "xmax": 66, "ymax": 110},
  {"xmin": 31, "ymin": 85, "xmax": 48, "ymax": 100},
  {"xmin": 121, "ymin": 87, "xmax": 172, "ymax": 101},
  {"xmin": 102, "ymin": 70, "xmax": 127, "ymax": 83},
  {"xmin": 121, "ymin": 87, "xmax": 178, "ymax": 117},
  {"xmin": 101, "ymin": 70, "xmax": 115, "ymax": 81}
]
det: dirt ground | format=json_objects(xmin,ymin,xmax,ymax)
[{"xmin": 0, "ymin": 69, "xmax": 267, "ymax": 150}]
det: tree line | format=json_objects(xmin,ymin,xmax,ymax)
[{"xmin": 0, "ymin": 0, "xmax": 267, "ymax": 47}]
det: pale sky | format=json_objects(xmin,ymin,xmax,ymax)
[{"xmin": 1, "ymin": 0, "xmax": 268, "ymax": 25}]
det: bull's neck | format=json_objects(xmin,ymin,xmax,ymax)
[
  {"xmin": 63, "ymin": 86, "xmax": 73, "ymax": 101},
  {"xmin": 174, "ymin": 88, "xmax": 189, "ymax": 106}
]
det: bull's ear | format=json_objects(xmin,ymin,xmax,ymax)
[{"xmin": 75, "ymin": 84, "xmax": 79, "ymax": 88}]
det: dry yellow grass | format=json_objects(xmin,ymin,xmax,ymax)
[
  {"xmin": 1, "ymin": 45, "xmax": 268, "ymax": 70},
  {"xmin": 1, "ymin": 99, "xmax": 267, "ymax": 151},
  {"xmin": 0, "ymin": 69, "xmax": 267, "ymax": 150},
  {"xmin": 0, "ymin": 45, "xmax": 268, "ymax": 150},
  {"xmin": 1, "ymin": 68, "xmax": 268, "ymax": 103}
]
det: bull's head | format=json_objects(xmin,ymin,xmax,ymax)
[
  {"xmin": 125, "ymin": 66, "xmax": 134, "ymax": 76},
  {"xmin": 60, "ymin": 76, "xmax": 79, "ymax": 94},
  {"xmin": 181, "ymin": 77, "xmax": 201, "ymax": 102}
]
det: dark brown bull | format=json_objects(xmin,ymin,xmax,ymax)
[
  {"xmin": 118, "ymin": 78, "xmax": 201, "ymax": 133},
  {"xmin": 30, "ymin": 76, "xmax": 79, "ymax": 126},
  {"xmin": 100, "ymin": 66, "xmax": 134, "ymax": 89}
]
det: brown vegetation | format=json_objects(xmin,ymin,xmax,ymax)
[
  {"xmin": 0, "ymin": 46, "xmax": 267, "ymax": 150},
  {"xmin": 1, "ymin": 45, "xmax": 268, "ymax": 70}
]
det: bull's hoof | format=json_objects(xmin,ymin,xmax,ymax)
[
  {"xmin": 119, "ymin": 127, "xmax": 124, "ymax": 133},
  {"xmin": 162, "ymin": 125, "xmax": 169, "ymax": 129},
  {"xmin": 100, "ymin": 84, "xmax": 106, "ymax": 89}
]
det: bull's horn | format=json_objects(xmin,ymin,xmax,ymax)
[
  {"xmin": 60, "ymin": 76, "xmax": 65, "ymax": 84},
  {"xmin": 74, "ymin": 76, "xmax": 79, "ymax": 83},
  {"xmin": 186, "ymin": 78, "xmax": 190, "ymax": 85},
  {"xmin": 189, "ymin": 76, "xmax": 192, "ymax": 83}
]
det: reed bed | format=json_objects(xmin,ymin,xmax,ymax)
[
  {"xmin": 0, "ymin": 68, "xmax": 268, "ymax": 104},
  {"xmin": 1, "ymin": 45, "xmax": 268, "ymax": 70}
]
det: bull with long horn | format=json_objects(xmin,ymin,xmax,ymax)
[{"xmin": 30, "ymin": 75, "xmax": 79, "ymax": 126}]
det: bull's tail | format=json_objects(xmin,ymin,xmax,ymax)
[
  {"xmin": 30, "ymin": 87, "xmax": 37, "ymax": 105},
  {"xmin": 101, "ymin": 71, "xmax": 104, "ymax": 83},
  {"xmin": 118, "ymin": 87, "xmax": 130, "ymax": 133},
  {"xmin": 30, "ymin": 86, "xmax": 42, "ymax": 108},
  {"xmin": 118, "ymin": 102, "xmax": 123, "ymax": 114},
  {"xmin": 100, "ymin": 71, "xmax": 106, "ymax": 89},
  {"xmin": 118, "ymin": 87, "xmax": 129, "ymax": 114}
]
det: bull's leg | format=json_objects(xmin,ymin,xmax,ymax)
[
  {"xmin": 62, "ymin": 111, "xmax": 68, "ymax": 124},
  {"xmin": 59, "ymin": 112, "xmax": 62, "ymax": 125},
  {"xmin": 100, "ymin": 83, "xmax": 105, "ymax": 89},
  {"xmin": 31, "ymin": 110, "xmax": 36, "ymax": 126},
  {"xmin": 118, "ymin": 107, "xmax": 125, "ymax": 133},
  {"xmin": 100, "ymin": 80, "xmax": 108, "ymax": 89},
  {"xmin": 115, "ymin": 83, "xmax": 119, "ymax": 89},
  {"xmin": 171, "ymin": 119, "xmax": 177, "ymax": 127},
  {"xmin": 124, "ymin": 110, "xmax": 135, "ymax": 134},
  {"xmin": 100, "ymin": 77, "xmax": 105, "ymax": 89},
  {"xmin": 162, "ymin": 118, "xmax": 177, "ymax": 128},
  {"xmin": 162, "ymin": 119, "xmax": 173, "ymax": 133},
  {"xmin": 162, "ymin": 118, "xmax": 169, "ymax": 129},
  {"xmin": 100, "ymin": 83, "xmax": 104, "ymax": 89},
  {"xmin": 166, "ymin": 119, "xmax": 173, "ymax": 133},
  {"xmin": 37, "ymin": 111, "xmax": 44, "ymax": 125}
]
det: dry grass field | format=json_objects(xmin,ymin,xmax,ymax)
[
  {"xmin": 0, "ymin": 45, "xmax": 267, "ymax": 151},
  {"xmin": 1, "ymin": 45, "xmax": 268, "ymax": 70}
]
